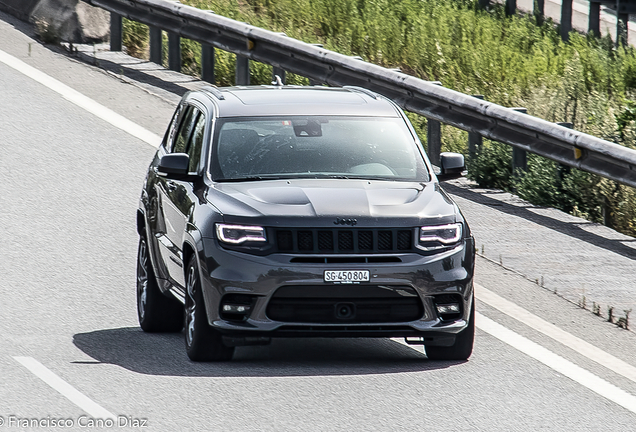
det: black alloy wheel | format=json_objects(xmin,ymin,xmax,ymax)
[
  {"xmin": 137, "ymin": 235, "xmax": 184, "ymax": 332},
  {"xmin": 184, "ymin": 255, "xmax": 234, "ymax": 361}
]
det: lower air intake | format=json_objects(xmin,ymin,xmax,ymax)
[{"xmin": 266, "ymin": 285, "xmax": 423, "ymax": 323}]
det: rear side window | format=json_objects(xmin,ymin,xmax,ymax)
[
  {"xmin": 187, "ymin": 113, "xmax": 206, "ymax": 173},
  {"xmin": 172, "ymin": 106, "xmax": 197, "ymax": 154},
  {"xmin": 163, "ymin": 104, "xmax": 184, "ymax": 149}
]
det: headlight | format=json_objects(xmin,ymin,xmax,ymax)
[
  {"xmin": 419, "ymin": 223, "xmax": 462, "ymax": 245},
  {"xmin": 216, "ymin": 224, "xmax": 267, "ymax": 244}
]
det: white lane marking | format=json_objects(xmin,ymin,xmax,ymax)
[
  {"xmin": 476, "ymin": 313, "xmax": 636, "ymax": 415},
  {"xmin": 0, "ymin": 48, "xmax": 162, "ymax": 147},
  {"xmin": 476, "ymin": 283, "xmax": 636, "ymax": 384},
  {"xmin": 14, "ymin": 356, "xmax": 116, "ymax": 420}
]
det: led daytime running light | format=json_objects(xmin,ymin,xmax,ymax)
[
  {"xmin": 216, "ymin": 224, "xmax": 267, "ymax": 244},
  {"xmin": 419, "ymin": 223, "xmax": 462, "ymax": 244}
]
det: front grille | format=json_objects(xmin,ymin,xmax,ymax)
[
  {"xmin": 277, "ymin": 230, "xmax": 293, "ymax": 250},
  {"xmin": 298, "ymin": 231, "xmax": 313, "ymax": 251},
  {"xmin": 397, "ymin": 230, "xmax": 412, "ymax": 250},
  {"xmin": 318, "ymin": 231, "xmax": 333, "ymax": 251},
  {"xmin": 289, "ymin": 256, "xmax": 402, "ymax": 264},
  {"xmin": 358, "ymin": 230, "xmax": 373, "ymax": 250},
  {"xmin": 266, "ymin": 285, "xmax": 424, "ymax": 324},
  {"xmin": 274, "ymin": 228, "xmax": 414, "ymax": 254}
]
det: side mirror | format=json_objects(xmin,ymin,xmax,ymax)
[
  {"xmin": 437, "ymin": 152, "xmax": 465, "ymax": 182},
  {"xmin": 157, "ymin": 153, "xmax": 190, "ymax": 179}
]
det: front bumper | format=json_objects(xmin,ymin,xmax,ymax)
[{"xmin": 198, "ymin": 236, "xmax": 475, "ymax": 342}]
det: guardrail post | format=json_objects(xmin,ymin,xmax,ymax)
[
  {"xmin": 561, "ymin": 0, "xmax": 573, "ymax": 42},
  {"xmin": 168, "ymin": 32, "xmax": 181, "ymax": 72},
  {"xmin": 468, "ymin": 95, "xmax": 484, "ymax": 161},
  {"xmin": 555, "ymin": 121, "xmax": 573, "ymax": 212},
  {"xmin": 534, "ymin": 0, "xmax": 545, "ymax": 24},
  {"xmin": 512, "ymin": 146, "xmax": 527, "ymax": 174},
  {"xmin": 505, "ymin": 0, "xmax": 516, "ymax": 16},
  {"xmin": 272, "ymin": 66, "xmax": 286, "ymax": 84},
  {"xmin": 235, "ymin": 55, "xmax": 250, "ymax": 85},
  {"xmin": 201, "ymin": 44, "xmax": 215, "ymax": 84},
  {"xmin": 427, "ymin": 119, "xmax": 442, "ymax": 166},
  {"xmin": 617, "ymin": 12, "xmax": 629, "ymax": 47},
  {"xmin": 511, "ymin": 108, "xmax": 528, "ymax": 174},
  {"xmin": 602, "ymin": 196, "xmax": 611, "ymax": 228},
  {"xmin": 149, "ymin": 26, "xmax": 162, "ymax": 64},
  {"xmin": 110, "ymin": 13, "xmax": 122, "ymax": 51},
  {"xmin": 588, "ymin": 1, "xmax": 601, "ymax": 37}
]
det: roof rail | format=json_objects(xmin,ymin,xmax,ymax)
[
  {"xmin": 343, "ymin": 86, "xmax": 377, "ymax": 100},
  {"xmin": 201, "ymin": 85, "xmax": 225, "ymax": 100}
]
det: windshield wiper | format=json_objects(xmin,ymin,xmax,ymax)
[
  {"xmin": 215, "ymin": 174, "xmax": 404, "ymax": 182},
  {"xmin": 304, "ymin": 174, "xmax": 350, "ymax": 179},
  {"xmin": 216, "ymin": 175, "xmax": 291, "ymax": 182}
]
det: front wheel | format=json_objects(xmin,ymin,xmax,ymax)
[
  {"xmin": 184, "ymin": 256, "xmax": 234, "ymax": 362},
  {"xmin": 425, "ymin": 297, "xmax": 475, "ymax": 361},
  {"xmin": 137, "ymin": 235, "xmax": 184, "ymax": 332}
]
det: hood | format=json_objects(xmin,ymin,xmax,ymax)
[{"xmin": 206, "ymin": 179, "xmax": 459, "ymax": 227}]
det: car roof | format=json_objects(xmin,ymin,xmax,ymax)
[{"xmin": 198, "ymin": 86, "xmax": 402, "ymax": 118}]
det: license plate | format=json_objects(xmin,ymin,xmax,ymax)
[{"xmin": 323, "ymin": 270, "xmax": 370, "ymax": 284}]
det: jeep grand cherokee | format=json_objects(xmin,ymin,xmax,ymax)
[{"xmin": 136, "ymin": 84, "xmax": 475, "ymax": 361}]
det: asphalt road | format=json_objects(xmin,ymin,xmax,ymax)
[{"xmin": 1, "ymin": 12, "xmax": 636, "ymax": 431}]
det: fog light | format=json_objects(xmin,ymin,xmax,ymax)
[
  {"xmin": 223, "ymin": 304, "xmax": 250, "ymax": 313},
  {"xmin": 220, "ymin": 294, "xmax": 256, "ymax": 322},
  {"xmin": 436, "ymin": 303, "xmax": 460, "ymax": 315}
]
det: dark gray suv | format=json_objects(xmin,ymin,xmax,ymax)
[{"xmin": 136, "ymin": 84, "xmax": 475, "ymax": 361}]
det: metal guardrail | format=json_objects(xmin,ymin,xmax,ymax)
[
  {"xmin": 82, "ymin": 0, "xmax": 636, "ymax": 188},
  {"xmin": 492, "ymin": 0, "xmax": 636, "ymax": 45}
]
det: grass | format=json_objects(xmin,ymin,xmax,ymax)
[{"xmin": 121, "ymin": 0, "xmax": 636, "ymax": 237}]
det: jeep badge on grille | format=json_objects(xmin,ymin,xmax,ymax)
[{"xmin": 334, "ymin": 218, "xmax": 358, "ymax": 226}]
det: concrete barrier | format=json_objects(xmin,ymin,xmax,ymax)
[{"xmin": 0, "ymin": 0, "xmax": 109, "ymax": 43}]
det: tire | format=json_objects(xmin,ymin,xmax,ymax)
[
  {"xmin": 184, "ymin": 255, "xmax": 234, "ymax": 362},
  {"xmin": 136, "ymin": 235, "xmax": 184, "ymax": 332},
  {"xmin": 425, "ymin": 296, "xmax": 475, "ymax": 361}
]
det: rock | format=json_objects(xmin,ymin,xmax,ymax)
[{"xmin": 30, "ymin": 0, "xmax": 109, "ymax": 43}]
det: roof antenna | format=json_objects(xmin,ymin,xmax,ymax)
[{"xmin": 271, "ymin": 75, "xmax": 284, "ymax": 87}]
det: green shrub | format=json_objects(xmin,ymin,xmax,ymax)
[
  {"xmin": 513, "ymin": 156, "xmax": 563, "ymax": 208},
  {"xmin": 466, "ymin": 141, "xmax": 512, "ymax": 190}
]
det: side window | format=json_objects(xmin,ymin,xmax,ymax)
[
  {"xmin": 187, "ymin": 113, "xmax": 206, "ymax": 173},
  {"xmin": 172, "ymin": 106, "xmax": 197, "ymax": 154},
  {"xmin": 163, "ymin": 104, "xmax": 184, "ymax": 150}
]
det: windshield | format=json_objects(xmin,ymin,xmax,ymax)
[{"xmin": 210, "ymin": 116, "xmax": 430, "ymax": 182}]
